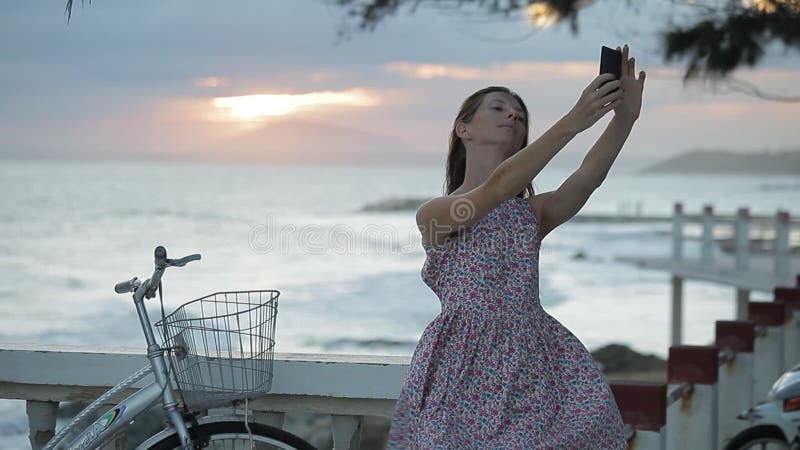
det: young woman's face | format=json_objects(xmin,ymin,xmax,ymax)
[{"xmin": 463, "ymin": 91, "xmax": 527, "ymax": 151}]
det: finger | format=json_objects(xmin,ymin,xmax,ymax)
[
  {"xmin": 639, "ymin": 70, "xmax": 646, "ymax": 85},
  {"xmin": 629, "ymin": 57, "xmax": 635, "ymax": 77},
  {"xmin": 598, "ymin": 97, "xmax": 624, "ymax": 117},
  {"xmin": 622, "ymin": 44, "xmax": 629, "ymax": 77},
  {"xmin": 598, "ymin": 87, "xmax": 624, "ymax": 106},
  {"xmin": 591, "ymin": 73, "xmax": 617, "ymax": 91},
  {"xmin": 596, "ymin": 79, "xmax": 622, "ymax": 97}
]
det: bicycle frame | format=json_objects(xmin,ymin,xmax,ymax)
[
  {"xmin": 63, "ymin": 379, "xmax": 163, "ymax": 450},
  {"xmin": 50, "ymin": 275, "xmax": 194, "ymax": 450}
]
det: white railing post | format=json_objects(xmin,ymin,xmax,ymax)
[
  {"xmin": 734, "ymin": 207, "xmax": 750, "ymax": 271},
  {"xmin": 610, "ymin": 382, "xmax": 667, "ymax": 449},
  {"xmin": 26, "ymin": 400, "xmax": 58, "ymax": 450},
  {"xmin": 671, "ymin": 275, "xmax": 684, "ymax": 346},
  {"xmin": 672, "ymin": 202, "xmax": 684, "ymax": 260},
  {"xmin": 735, "ymin": 208, "xmax": 751, "ymax": 319},
  {"xmin": 671, "ymin": 203, "xmax": 685, "ymax": 346},
  {"xmin": 715, "ymin": 320, "xmax": 756, "ymax": 448},
  {"xmin": 666, "ymin": 346, "xmax": 719, "ymax": 450},
  {"xmin": 748, "ymin": 302, "xmax": 786, "ymax": 399},
  {"xmin": 331, "ymin": 414, "xmax": 362, "ymax": 450},
  {"xmin": 701, "ymin": 205, "xmax": 714, "ymax": 264},
  {"xmin": 774, "ymin": 211, "xmax": 791, "ymax": 285}
]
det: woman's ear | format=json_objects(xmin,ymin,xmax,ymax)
[{"xmin": 455, "ymin": 120, "xmax": 470, "ymax": 140}]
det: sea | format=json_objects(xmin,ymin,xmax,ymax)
[{"xmin": 0, "ymin": 159, "xmax": 798, "ymax": 448}]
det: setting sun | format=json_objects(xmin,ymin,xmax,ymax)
[
  {"xmin": 212, "ymin": 89, "xmax": 381, "ymax": 121},
  {"xmin": 526, "ymin": 2, "xmax": 560, "ymax": 28}
]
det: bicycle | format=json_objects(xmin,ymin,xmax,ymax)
[{"xmin": 43, "ymin": 245, "xmax": 316, "ymax": 450}]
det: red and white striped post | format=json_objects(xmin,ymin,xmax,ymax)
[
  {"xmin": 666, "ymin": 345, "xmax": 719, "ymax": 450},
  {"xmin": 748, "ymin": 301, "xmax": 786, "ymax": 400},
  {"xmin": 610, "ymin": 382, "xmax": 667, "ymax": 449},
  {"xmin": 715, "ymin": 320, "xmax": 756, "ymax": 447}
]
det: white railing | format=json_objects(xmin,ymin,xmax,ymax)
[
  {"xmin": 1, "ymin": 346, "xmax": 405, "ymax": 450},
  {"xmin": 618, "ymin": 203, "xmax": 800, "ymax": 346}
]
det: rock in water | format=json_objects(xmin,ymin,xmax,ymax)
[
  {"xmin": 359, "ymin": 197, "xmax": 428, "ymax": 212},
  {"xmin": 590, "ymin": 343, "xmax": 666, "ymax": 373}
]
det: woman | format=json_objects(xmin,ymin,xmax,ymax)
[{"xmin": 386, "ymin": 44, "xmax": 645, "ymax": 449}]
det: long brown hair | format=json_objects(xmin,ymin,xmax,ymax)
[{"xmin": 445, "ymin": 86, "xmax": 535, "ymax": 199}]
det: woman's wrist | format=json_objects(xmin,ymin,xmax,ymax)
[
  {"xmin": 553, "ymin": 114, "xmax": 582, "ymax": 138},
  {"xmin": 612, "ymin": 111, "xmax": 639, "ymax": 125}
]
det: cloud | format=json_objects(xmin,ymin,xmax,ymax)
[
  {"xmin": 650, "ymin": 99, "xmax": 799, "ymax": 118},
  {"xmin": 385, "ymin": 60, "xmax": 621, "ymax": 81},
  {"xmin": 192, "ymin": 77, "xmax": 230, "ymax": 88}
]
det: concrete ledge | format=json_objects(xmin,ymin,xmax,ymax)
[{"xmin": 0, "ymin": 344, "xmax": 410, "ymax": 401}]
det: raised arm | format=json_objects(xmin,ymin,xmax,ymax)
[
  {"xmin": 535, "ymin": 44, "xmax": 646, "ymax": 239},
  {"xmin": 494, "ymin": 73, "xmax": 624, "ymax": 199},
  {"xmin": 535, "ymin": 115, "xmax": 636, "ymax": 240}
]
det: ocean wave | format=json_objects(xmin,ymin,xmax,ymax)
[
  {"xmin": 757, "ymin": 182, "xmax": 800, "ymax": 192},
  {"xmin": 358, "ymin": 197, "xmax": 427, "ymax": 212},
  {"xmin": 306, "ymin": 337, "xmax": 418, "ymax": 352},
  {"xmin": 88, "ymin": 208, "xmax": 249, "ymax": 224}
]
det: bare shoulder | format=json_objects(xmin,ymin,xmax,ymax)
[{"xmin": 416, "ymin": 183, "xmax": 506, "ymax": 247}]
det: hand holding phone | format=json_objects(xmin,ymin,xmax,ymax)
[{"xmin": 599, "ymin": 46, "xmax": 622, "ymax": 92}]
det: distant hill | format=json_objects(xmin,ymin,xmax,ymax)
[{"xmin": 638, "ymin": 149, "xmax": 800, "ymax": 175}]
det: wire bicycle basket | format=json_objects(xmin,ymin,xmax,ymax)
[{"xmin": 156, "ymin": 290, "xmax": 279, "ymax": 411}]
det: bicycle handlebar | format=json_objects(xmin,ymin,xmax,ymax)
[
  {"xmin": 115, "ymin": 246, "xmax": 202, "ymax": 297},
  {"xmin": 167, "ymin": 254, "xmax": 201, "ymax": 267},
  {"xmin": 115, "ymin": 277, "xmax": 139, "ymax": 294}
]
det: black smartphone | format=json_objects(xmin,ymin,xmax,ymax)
[{"xmin": 600, "ymin": 45, "xmax": 622, "ymax": 92}]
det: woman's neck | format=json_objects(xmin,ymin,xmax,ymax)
[{"xmin": 453, "ymin": 148, "xmax": 509, "ymax": 195}]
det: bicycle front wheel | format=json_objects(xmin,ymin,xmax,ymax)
[{"xmin": 144, "ymin": 421, "xmax": 317, "ymax": 450}]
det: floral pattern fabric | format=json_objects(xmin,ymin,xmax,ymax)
[{"xmin": 386, "ymin": 196, "xmax": 626, "ymax": 449}]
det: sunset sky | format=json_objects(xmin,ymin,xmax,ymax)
[{"xmin": 1, "ymin": 0, "xmax": 799, "ymax": 170}]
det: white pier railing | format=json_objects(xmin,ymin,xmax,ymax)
[{"xmin": 617, "ymin": 203, "xmax": 800, "ymax": 345}]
